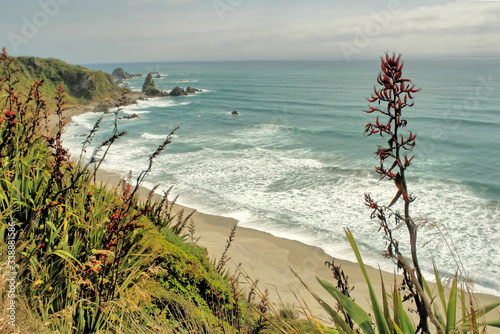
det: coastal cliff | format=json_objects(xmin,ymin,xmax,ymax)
[{"xmin": 11, "ymin": 56, "xmax": 122, "ymax": 108}]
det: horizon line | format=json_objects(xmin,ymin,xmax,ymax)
[{"xmin": 78, "ymin": 54, "xmax": 500, "ymax": 67}]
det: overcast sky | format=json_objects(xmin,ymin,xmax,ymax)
[{"xmin": 1, "ymin": 0, "xmax": 499, "ymax": 64}]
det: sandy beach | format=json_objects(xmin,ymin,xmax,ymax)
[
  {"xmin": 57, "ymin": 99, "xmax": 500, "ymax": 329},
  {"xmin": 94, "ymin": 169, "xmax": 500, "ymax": 329}
]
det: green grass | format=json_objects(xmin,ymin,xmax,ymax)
[{"xmin": 9, "ymin": 55, "xmax": 121, "ymax": 109}]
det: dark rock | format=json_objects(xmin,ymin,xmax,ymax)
[
  {"xmin": 231, "ymin": 111, "xmax": 240, "ymax": 115},
  {"xmin": 169, "ymin": 86, "xmax": 187, "ymax": 96},
  {"xmin": 142, "ymin": 73, "xmax": 168, "ymax": 97},
  {"xmin": 142, "ymin": 73, "xmax": 156, "ymax": 91},
  {"xmin": 121, "ymin": 113, "xmax": 139, "ymax": 120},
  {"xmin": 115, "ymin": 78, "xmax": 124, "ymax": 85},
  {"xmin": 112, "ymin": 68, "xmax": 143, "ymax": 80},
  {"xmin": 186, "ymin": 86, "xmax": 201, "ymax": 94},
  {"xmin": 112, "ymin": 67, "xmax": 131, "ymax": 80},
  {"xmin": 121, "ymin": 96, "xmax": 138, "ymax": 106},
  {"xmin": 170, "ymin": 86, "xmax": 201, "ymax": 96},
  {"xmin": 154, "ymin": 74, "xmax": 161, "ymax": 79}
]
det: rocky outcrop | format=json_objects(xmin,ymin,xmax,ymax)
[
  {"xmin": 142, "ymin": 73, "xmax": 155, "ymax": 91},
  {"xmin": 121, "ymin": 95, "xmax": 140, "ymax": 106},
  {"xmin": 112, "ymin": 68, "xmax": 143, "ymax": 80},
  {"xmin": 186, "ymin": 86, "xmax": 201, "ymax": 94},
  {"xmin": 121, "ymin": 113, "xmax": 139, "ymax": 120},
  {"xmin": 93, "ymin": 94, "xmax": 141, "ymax": 114},
  {"xmin": 231, "ymin": 111, "xmax": 240, "ymax": 115},
  {"xmin": 142, "ymin": 73, "xmax": 158, "ymax": 96},
  {"xmin": 154, "ymin": 74, "xmax": 161, "ymax": 79},
  {"xmin": 170, "ymin": 86, "xmax": 201, "ymax": 96},
  {"xmin": 112, "ymin": 67, "xmax": 130, "ymax": 80},
  {"xmin": 142, "ymin": 73, "xmax": 168, "ymax": 97},
  {"xmin": 169, "ymin": 86, "xmax": 187, "ymax": 96}
]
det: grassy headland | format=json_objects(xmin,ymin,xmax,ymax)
[{"xmin": 11, "ymin": 56, "xmax": 121, "ymax": 108}]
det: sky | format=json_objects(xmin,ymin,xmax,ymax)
[{"xmin": 1, "ymin": 0, "xmax": 499, "ymax": 64}]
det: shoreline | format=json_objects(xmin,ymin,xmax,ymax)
[
  {"xmin": 65, "ymin": 97, "xmax": 500, "ymax": 328},
  {"xmin": 47, "ymin": 91, "xmax": 146, "ymax": 135},
  {"xmin": 94, "ymin": 170, "xmax": 500, "ymax": 328}
]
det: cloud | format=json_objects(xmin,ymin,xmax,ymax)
[
  {"xmin": 122, "ymin": 1, "xmax": 500, "ymax": 61},
  {"xmin": 3, "ymin": 0, "xmax": 498, "ymax": 63},
  {"xmin": 263, "ymin": 2, "xmax": 500, "ymax": 59}
]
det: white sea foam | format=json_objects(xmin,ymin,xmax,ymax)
[
  {"xmin": 174, "ymin": 80, "xmax": 198, "ymax": 83},
  {"xmin": 123, "ymin": 98, "xmax": 170, "ymax": 110},
  {"xmin": 63, "ymin": 114, "xmax": 500, "ymax": 297},
  {"xmin": 121, "ymin": 108, "xmax": 151, "ymax": 115},
  {"xmin": 147, "ymin": 124, "xmax": 500, "ymax": 295},
  {"xmin": 69, "ymin": 112, "xmax": 103, "ymax": 130},
  {"xmin": 140, "ymin": 132, "xmax": 169, "ymax": 140},
  {"xmin": 62, "ymin": 119, "xmax": 500, "ymax": 296}
]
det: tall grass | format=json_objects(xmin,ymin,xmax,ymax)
[{"xmin": 1, "ymin": 48, "xmax": 290, "ymax": 333}]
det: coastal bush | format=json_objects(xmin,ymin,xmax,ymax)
[{"xmin": 0, "ymin": 48, "xmax": 261, "ymax": 333}]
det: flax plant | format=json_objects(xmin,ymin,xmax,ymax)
[{"xmin": 302, "ymin": 52, "xmax": 500, "ymax": 334}]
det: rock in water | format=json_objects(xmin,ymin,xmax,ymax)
[
  {"xmin": 112, "ymin": 67, "xmax": 131, "ymax": 80},
  {"xmin": 169, "ymin": 86, "xmax": 188, "ymax": 96},
  {"xmin": 186, "ymin": 86, "xmax": 201, "ymax": 94},
  {"xmin": 112, "ymin": 68, "xmax": 143, "ymax": 80},
  {"xmin": 142, "ymin": 73, "xmax": 168, "ymax": 96},
  {"xmin": 231, "ymin": 111, "xmax": 240, "ymax": 115},
  {"xmin": 121, "ymin": 113, "xmax": 139, "ymax": 120}
]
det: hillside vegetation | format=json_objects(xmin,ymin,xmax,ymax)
[
  {"xmin": 9, "ymin": 55, "xmax": 121, "ymax": 109},
  {"xmin": 0, "ymin": 50, "xmax": 325, "ymax": 333}
]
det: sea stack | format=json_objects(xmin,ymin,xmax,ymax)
[{"xmin": 142, "ymin": 73, "xmax": 168, "ymax": 97}]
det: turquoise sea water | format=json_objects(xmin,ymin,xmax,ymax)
[{"xmin": 64, "ymin": 59, "xmax": 500, "ymax": 295}]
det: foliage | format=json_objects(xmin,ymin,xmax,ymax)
[
  {"xmin": 5, "ymin": 54, "xmax": 121, "ymax": 110},
  {"xmin": 304, "ymin": 52, "xmax": 500, "ymax": 334},
  {"xmin": 0, "ymin": 48, "xmax": 266, "ymax": 333},
  {"xmin": 311, "ymin": 230, "xmax": 500, "ymax": 334}
]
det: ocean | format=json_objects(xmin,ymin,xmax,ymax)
[{"xmin": 63, "ymin": 59, "xmax": 500, "ymax": 296}]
